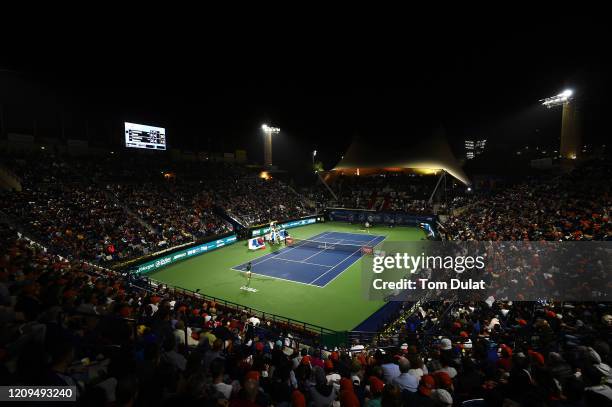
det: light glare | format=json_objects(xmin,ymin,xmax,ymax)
[{"xmin": 540, "ymin": 89, "xmax": 574, "ymax": 108}]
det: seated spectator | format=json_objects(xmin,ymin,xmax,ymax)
[
  {"xmin": 309, "ymin": 366, "xmax": 338, "ymax": 407},
  {"xmin": 392, "ymin": 357, "xmax": 418, "ymax": 392}
]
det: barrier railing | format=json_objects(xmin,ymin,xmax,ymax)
[
  {"xmin": 112, "ymin": 231, "xmax": 237, "ymax": 272},
  {"xmin": 324, "ymin": 208, "xmax": 437, "ymax": 227},
  {"xmin": 143, "ymin": 277, "xmax": 347, "ymax": 348}
]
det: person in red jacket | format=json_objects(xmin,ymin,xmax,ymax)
[{"xmin": 340, "ymin": 377, "xmax": 359, "ymax": 407}]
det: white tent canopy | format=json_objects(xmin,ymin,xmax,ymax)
[{"xmin": 332, "ymin": 128, "xmax": 470, "ymax": 185}]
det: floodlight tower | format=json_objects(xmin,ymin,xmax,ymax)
[
  {"xmin": 540, "ymin": 89, "xmax": 578, "ymax": 160},
  {"xmin": 261, "ymin": 124, "xmax": 280, "ymax": 167}
]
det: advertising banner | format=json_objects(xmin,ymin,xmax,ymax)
[{"xmin": 134, "ymin": 234, "xmax": 237, "ymax": 274}]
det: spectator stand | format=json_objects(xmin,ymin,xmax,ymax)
[{"xmin": 137, "ymin": 276, "xmax": 348, "ymax": 350}]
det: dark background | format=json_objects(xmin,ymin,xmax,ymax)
[{"xmin": 1, "ymin": 18, "xmax": 609, "ymax": 178}]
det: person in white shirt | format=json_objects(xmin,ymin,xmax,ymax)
[
  {"xmin": 173, "ymin": 321, "xmax": 199, "ymax": 347},
  {"xmin": 436, "ymin": 355, "xmax": 457, "ymax": 379},
  {"xmin": 407, "ymin": 355, "xmax": 428, "ymax": 380}
]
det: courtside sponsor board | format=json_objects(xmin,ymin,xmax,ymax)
[
  {"xmin": 134, "ymin": 235, "xmax": 237, "ymax": 274},
  {"xmin": 251, "ymin": 217, "xmax": 317, "ymax": 237}
]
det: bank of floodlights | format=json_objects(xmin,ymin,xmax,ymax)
[{"xmin": 540, "ymin": 89, "xmax": 573, "ymax": 108}]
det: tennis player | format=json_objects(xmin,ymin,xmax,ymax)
[{"xmin": 246, "ymin": 262, "xmax": 252, "ymax": 287}]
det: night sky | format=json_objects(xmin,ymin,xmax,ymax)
[{"xmin": 1, "ymin": 19, "xmax": 609, "ymax": 177}]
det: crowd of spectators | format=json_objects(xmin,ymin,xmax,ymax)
[
  {"xmin": 0, "ymin": 151, "xmax": 313, "ymax": 265},
  {"xmin": 0, "ymin": 224, "xmax": 313, "ymax": 405},
  {"xmin": 442, "ymin": 161, "xmax": 612, "ymax": 241},
  {"xmin": 2, "ymin": 150, "xmax": 612, "ymax": 405},
  {"xmin": 215, "ymin": 175, "xmax": 311, "ymax": 226},
  {"xmin": 322, "ymin": 173, "xmax": 447, "ymax": 214},
  {"xmin": 108, "ymin": 182, "xmax": 232, "ymax": 246},
  {"xmin": 1, "ymin": 182, "xmax": 159, "ymax": 264},
  {"xmin": 378, "ymin": 298, "xmax": 612, "ymax": 406},
  {"xmin": 1, "ymin": 221, "xmax": 611, "ymax": 406}
]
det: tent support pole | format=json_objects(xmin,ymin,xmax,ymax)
[
  {"xmin": 317, "ymin": 172, "xmax": 338, "ymax": 201},
  {"xmin": 428, "ymin": 170, "xmax": 446, "ymax": 205}
]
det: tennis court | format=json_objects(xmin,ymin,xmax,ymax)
[
  {"xmin": 149, "ymin": 222, "xmax": 424, "ymax": 330},
  {"xmin": 232, "ymin": 231, "xmax": 385, "ymax": 287}
]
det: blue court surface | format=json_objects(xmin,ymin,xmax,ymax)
[{"xmin": 232, "ymin": 231, "xmax": 386, "ymax": 287}]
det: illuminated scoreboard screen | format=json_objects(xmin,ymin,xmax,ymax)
[{"xmin": 124, "ymin": 122, "xmax": 166, "ymax": 150}]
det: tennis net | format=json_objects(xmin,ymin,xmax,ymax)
[{"xmin": 285, "ymin": 237, "xmax": 374, "ymax": 255}]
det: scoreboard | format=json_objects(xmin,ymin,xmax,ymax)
[{"xmin": 125, "ymin": 122, "xmax": 166, "ymax": 150}]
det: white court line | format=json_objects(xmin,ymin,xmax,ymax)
[
  {"xmin": 325, "ymin": 231, "xmax": 384, "ymax": 242},
  {"xmin": 280, "ymin": 233, "xmax": 346, "ymax": 264},
  {"xmin": 305, "ymin": 234, "xmax": 381, "ymax": 268},
  {"xmin": 331, "ymin": 239, "xmax": 379, "ymax": 246},
  {"xmin": 318, "ymin": 232, "xmax": 385, "ymax": 246},
  {"xmin": 307, "ymin": 231, "xmax": 334, "ymax": 241},
  {"xmin": 321, "ymin": 234, "xmax": 388, "ymax": 287},
  {"xmin": 231, "ymin": 231, "xmax": 387, "ymax": 288},
  {"xmin": 308, "ymin": 246, "xmax": 361, "ymax": 285},
  {"xmin": 300, "ymin": 238, "xmax": 345, "ymax": 262},
  {"xmin": 303, "ymin": 234, "xmax": 384, "ymax": 285},
  {"xmin": 233, "ymin": 269, "xmax": 322, "ymax": 288},
  {"xmin": 244, "ymin": 251, "xmax": 286, "ymax": 268},
  {"xmin": 232, "ymin": 231, "xmax": 335, "ymax": 270},
  {"xmin": 230, "ymin": 233, "xmax": 339, "ymax": 288},
  {"xmin": 363, "ymin": 234, "xmax": 385, "ymax": 247},
  {"xmin": 291, "ymin": 233, "xmax": 382, "ymax": 247},
  {"xmin": 272, "ymin": 257, "xmax": 333, "ymax": 268},
  {"xmin": 310, "ymin": 234, "xmax": 388, "ymax": 287}
]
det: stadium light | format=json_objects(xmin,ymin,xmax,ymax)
[
  {"xmin": 540, "ymin": 89, "xmax": 573, "ymax": 108},
  {"xmin": 313, "ymin": 150, "xmax": 317, "ymax": 157},
  {"xmin": 540, "ymin": 89, "xmax": 579, "ymax": 160},
  {"xmin": 262, "ymin": 124, "xmax": 280, "ymax": 167},
  {"xmin": 261, "ymin": 124, "xmax": 280, "ymax": 135}
]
